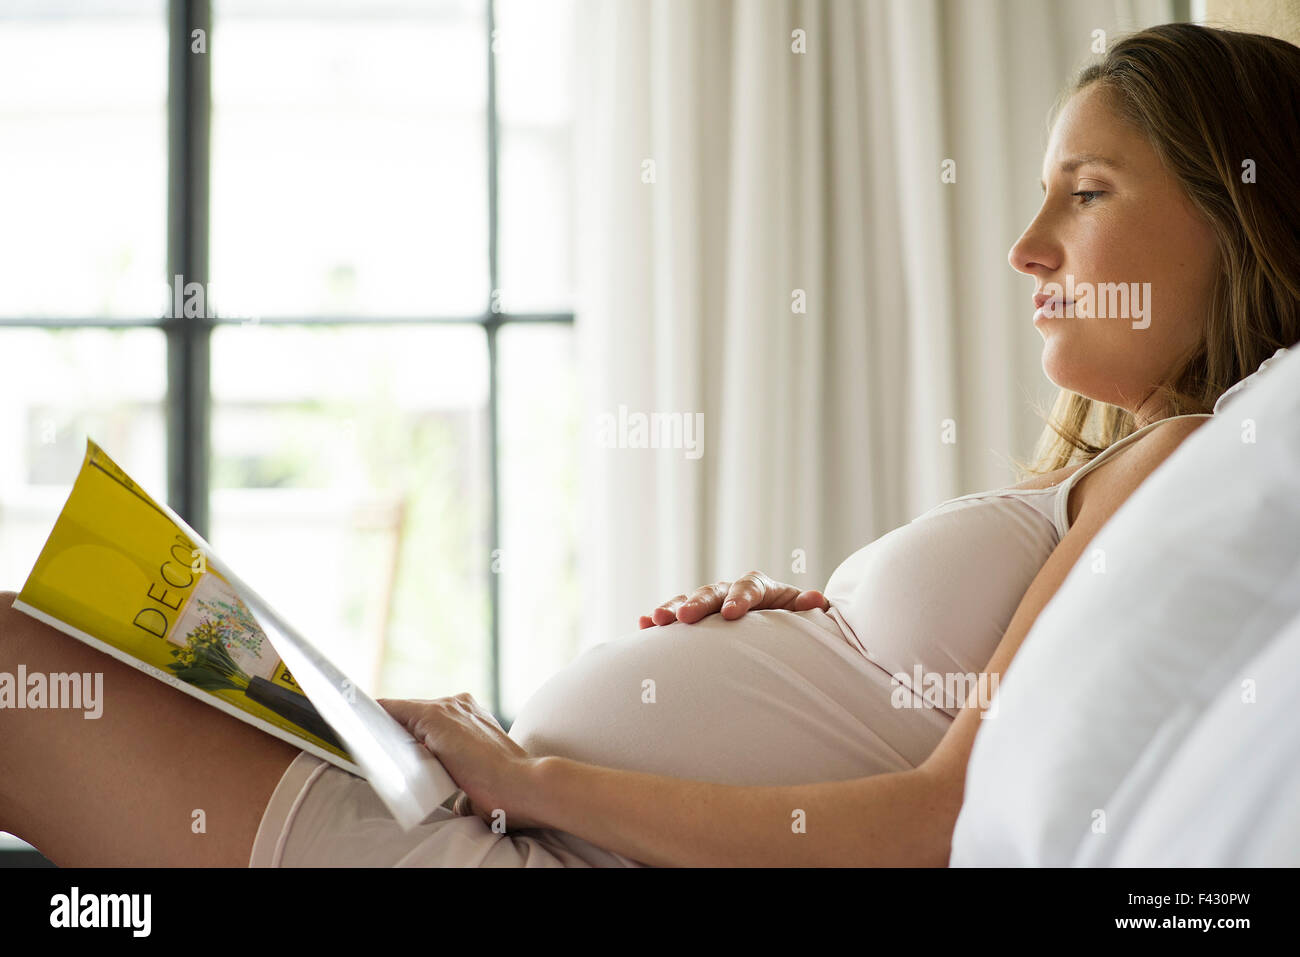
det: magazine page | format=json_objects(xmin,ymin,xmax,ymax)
[{"xmin": 14, "ymin": 438, "xmax": 458, "ymax": 829}]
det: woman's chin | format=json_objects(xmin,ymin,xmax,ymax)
[
  {"xmin": 1040, "ymin": 337, "xmax": 1099, "ymax": 392},
  {"xmin": 1039, "ymin": 339, "xmax": 1075, "ymax": 390}
]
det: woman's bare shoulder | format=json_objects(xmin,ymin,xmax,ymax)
[
  {"xmin": 1006, "ymin": 461, "xmax": 1086, "ymax": 492},
  {"xmin": 1006, "ymin": 415, "xmax": 1211, "ymax": 490},
  {"xmin": 1053, "ymin": 416, "xmax": 1211, "ymax": 525}
]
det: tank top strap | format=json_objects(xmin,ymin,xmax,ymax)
[{"xmin": 1055, "ymin": 411, "xmax": 1215, "ymax": 520}]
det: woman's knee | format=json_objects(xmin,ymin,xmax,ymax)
[
  {"xmin": 0, "ymin": 590, "xmax": 84, "ymax": 677},
  {"xmin": 1, "ymin": 589, "xmax": 28, "ymax": 630},
  {"xmin": 0, "ymin": 590, "xmax": 35, "ymax": 833},
  {"xmin": 0, "ymin": 590, "xmax": 35, "ymax": 664},
  {"xmin": 0, "ymin": 586, "xmax": 300, "ymax": 865}
]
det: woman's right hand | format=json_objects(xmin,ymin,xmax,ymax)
[{"xmin": 638, "ymin": 570, "xmax": 829, "ymax": 628}]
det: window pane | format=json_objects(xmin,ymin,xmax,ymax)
[
  {"xmin": 0, "ymin": 1, "xmax": 167, "ymax": 318},
  {"xmin": 496, "ymin": 0, "xmax": 576, "ymax": 313},
  {"xmin": 497, "ymin": 322, "xmax": 580, "ymax": 721},
  {"xmin": 0, "ymin": 328, "xmax": 167, "ymax": 587},
  {"xmin": 209, "ymin": 325, "xmax": 491, "ymax": 705},
  {"xmin": 210, "ymin": 0, "xmax": 489, "ymax": 319}
]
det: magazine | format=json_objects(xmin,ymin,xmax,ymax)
[{"xmin": 12, "ymin": 438, "xmax": 460, "ymax": 830}]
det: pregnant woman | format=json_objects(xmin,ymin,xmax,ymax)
[{"xmin": 2, "ymin": 22, "xmax": 1298, "ymax": 868}]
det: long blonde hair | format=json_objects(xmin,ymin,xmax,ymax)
[{"xmin": 1015, "ymin": 23, "xmax": 1300, "ymax": 478}]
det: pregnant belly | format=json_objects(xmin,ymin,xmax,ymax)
[{"xmin": 507, "ymin": 607, "xmax": 953, "ymax": 786}]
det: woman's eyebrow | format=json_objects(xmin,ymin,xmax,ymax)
[{"xmin": 1039, "ymin": 153, "xmax": 1125, "ymax": 192}]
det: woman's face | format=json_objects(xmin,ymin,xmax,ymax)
[{"xmin": 1008, "ymin": 82, "xmax": 1219, "ymax": 425}]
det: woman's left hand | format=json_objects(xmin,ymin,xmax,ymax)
[{"xmin": 377, "ymin": 693, "xmax": 545, "ymax": 830}]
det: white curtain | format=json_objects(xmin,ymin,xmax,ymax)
[{"xmin": 572, "ymin": 0, "xmax": 1175, "ymax": 649}]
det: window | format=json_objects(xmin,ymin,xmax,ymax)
[{"xmin": 0, "ymin": 0, "xmax": 580, "ymax": 727}]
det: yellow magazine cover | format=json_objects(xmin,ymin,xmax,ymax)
[{"xmin": 14, "ymin": 438, "xmax": 355, "ymax": 769}]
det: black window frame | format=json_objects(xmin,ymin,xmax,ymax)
[{"xmin": 1, "ymin": 0, "xmax": 574, "ymax": 722}]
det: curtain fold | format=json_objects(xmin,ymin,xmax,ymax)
[{"xmin": 572, "ymin": 0, "xmax": 1176, "ymax": 649}]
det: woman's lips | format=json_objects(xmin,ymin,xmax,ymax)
[{"xmin": 1034, "ymin": 300, "xmax": 1074, "ymax": 322}]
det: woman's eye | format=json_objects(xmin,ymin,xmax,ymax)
[{"xmin": 1072, "ymin": 190, "xmax": 1104, "ymax": 205}]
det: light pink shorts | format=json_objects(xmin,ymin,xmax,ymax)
[{"xmin": 248, "ymin": 751, "xmax": 646, "ymax": 868}]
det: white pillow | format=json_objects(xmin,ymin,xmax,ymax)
[
  {"xmin": 1104, "ymin": 605, "xmax": 1300, "ymax": 866},
  {"xmin": 949, "ymin": 344, "xmax": 1300, "ymax": 866}
]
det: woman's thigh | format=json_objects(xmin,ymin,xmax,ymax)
[{"xmin": 0, "ymin": 591, "xmax": 300, "ymax": 866}]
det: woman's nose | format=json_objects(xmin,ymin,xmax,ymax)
[{"xmin": 1008, "ymin": 223, "xmax": 1059, "ymax": 277}]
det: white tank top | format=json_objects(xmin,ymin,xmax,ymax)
[{"xmin": 822, "ymin": 411, "xmax": 1215, "ymax": 714}]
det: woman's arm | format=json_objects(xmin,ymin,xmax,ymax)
[
  {"xmin": 522, "ymin": 756, "xmax": 959, "ymax": 867},
  {"xmin": 381, "ymin": 695, "xmax": 962, "ymax": 866}
]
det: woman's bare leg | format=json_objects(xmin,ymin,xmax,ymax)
[{"xmin": 0, "ymin": 591, "xmax": 301, "ymax": 866}]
